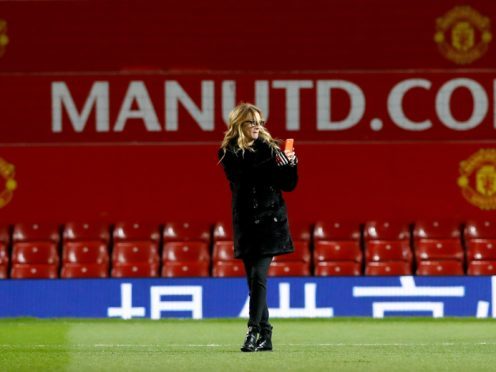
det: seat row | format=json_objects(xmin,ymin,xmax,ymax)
[{"xmin": 0, "ymin": 220, "xmax": 495, "ymax": 278}]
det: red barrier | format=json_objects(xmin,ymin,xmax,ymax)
[
  {"xmin": 0, "ymin": 1, "xmax": 494, "ymax": 72},
  {"xmin": 0, "ymin": 72, "xmax": 495, "ymax": 143}
]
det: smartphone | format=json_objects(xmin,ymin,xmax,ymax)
[{"xmin": 284, "ymin": 138, "xmax": 294, "ymax": 152}]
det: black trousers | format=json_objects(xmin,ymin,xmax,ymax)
[{"xmin": 242, "ymin": 255, "xmax": 273, "ymax": 332}]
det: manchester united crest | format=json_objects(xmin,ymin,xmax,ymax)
[
  {"xmin": 458, "ymin": 149, "xmax": 496, "ymax": 210},
  {"xmin": 434, "ymin": 6, "xmax": 492, "ymax": 65},
  {"xmin": 0, "ymin": 157, "xmax": 17, "ymax": 208},
  {"xmin": 0, "ymin": 19, "xmax": 8, "ymax": 58}
]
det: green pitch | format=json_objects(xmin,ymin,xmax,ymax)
[{"xmin": 1, "ymin": 318, "xmax": 496, "ymax": 371}]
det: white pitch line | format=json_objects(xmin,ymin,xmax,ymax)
[{"xmin": 1, "ymin": 342, "xmax": 496, "ymax": 348}]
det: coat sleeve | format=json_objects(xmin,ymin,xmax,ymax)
[{"xmin": 272, "ymin": 150, "xmax": 298, "ymax": 192}]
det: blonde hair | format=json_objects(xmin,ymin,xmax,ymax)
[{"xmin": 220, "ymin": 103, "xmax": 279, "ymax": 158}]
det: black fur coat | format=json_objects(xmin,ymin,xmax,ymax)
[{"xmin": 218, "ymin": 138, "xmax": 298, "ymax": 258}]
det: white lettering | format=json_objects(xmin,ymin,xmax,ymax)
[
  {"xmin": 114, "ymin": 81, "xmax": 161, "ymax": 132},
  {"xmin": 150, "ymin": 285, "xmax": 203, "ymax": 319},
  {"xmin": 165, "ymin": 80, "xmax": 214, "ymax": 131},
  {"xmin": 436, "ymin": 78, "xmax": 488, "ymax": 131},
  {"xmin": 221, "ymin": 80, "xmax": 270, "ymax": 125},
  {"xmin": 317, "ymin": 80, "xmax": 365, "ymax": 130},
  {"xmin": 388, "ymin": 79, "xmax": 432, "ymax": 131},
  {"xmin": 52, "ymin": 81, "xmax": 109, "ymax": 133},
  {"xmin": 272, "ymin": 80, "xmax": 313, "ymax": 131},
  {"xmin": 107, "ymin": 283, "xmax": 145, "ymax": 319}
]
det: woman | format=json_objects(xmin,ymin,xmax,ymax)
[{"xmin": 218, "ymin": 102, "xmax": 298, "ymax": 352}]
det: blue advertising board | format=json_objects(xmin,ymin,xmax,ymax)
[{"xmin": 0, "ymin": 276, "xmax": 495, "ymax": 319}]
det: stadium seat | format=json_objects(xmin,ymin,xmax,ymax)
[
  {"xmin": 162, "ymin": 241, "xmax": 210, "ymax": 262},
  {"xmin": 314, "ymin": 261, "xmax": 361, "ymax": 276},
  {"xmin": 112, "ymin": 242, "xmax": 159, "ymax": 264},
  {"xmin": 112, "ymin": 263, "xmax": 160, "ymax": 278},
  {"xmin": 314, "ymin": 221, "xmax": 361, "ymax": 241},
  {"xmin": 213, "ymin": 222, "xmax": 232, "ymax": 241},
  {"xmin": 364, "ymin": 221, "xmax": 410, "ymax": 240},
  {"xmin": 268, "ymin": 262, "xmax": 311, "ymax": 276},
  {"xmin": 467, "ymin": 261, "xmax": 496, "ymax": 275},
  {"xmin": 466, "ymin": 240, "xmax": 496, "ymax": 261},
  {"xmin": 61, "ymin": 263, "xmax": 109, "ymax": 278},
  {"xmin": 290, "ymin": 222, "xmax": 312, "ymax": 242},
  {"xmin": 12, "ymin": 242, "xmax": 59, "ymax": 265},
  {"xmin": 212, "ymin": 261, "xmax": 246, "ymax": 277},
  {"xmin": 0, "ymin": 225, "xmax": 9, "ymax": 244},
  {"xmin": 365, "ymin": 241, "xmax": 412, "ymax": 262},
  {"xmin": 313, "ymin": 241, "xmax": 362, "ymax": 262},
  {"xmin": 416, "ymin": 260, "xmax": 464, "ymax": 276},
  {"xmin": 365, "ymin": 261, "xmax": 412, "ymax": 276},
  {"xmin": 113, "ymin": 222, "xmax": 161, "ymax": 242},
  {"xmin": 13, "ymin": 223, "xmax": 60, "ymax": 242},
  {"xmin": 63, "ymin": 242, "xmax": 109, "ymax": 264},
  {"xmin": 0, "ymin": 264, "xmax": 7, "ymax": 279},
  {"xmin": 414, "ymin": 240, "xmax": 464, "ymax": 261},
  {"xmin": 11, "ymin": 264, "xmax": 58, "ymax": 279},
  {"xmin": 273, "ymin": 241, "xmax": 311, "ymax": 263},
  {"xmin": 0, "ymin": 241, "xmax": 8, "ymax": 265},
  {"xmin": 63, "ymin": 222, "xmax": 110, "ymax": 242},
  {"xmin": 464, "ymin": 220, "xmax": 496, "ymax": 239},
  {"xmin": 163, "ymin": 222, "xmax": 211, "ymax": 242},
  {"xmin": 414, "ymin": 220, "xmax": 462, "ymax": 239},
  {"xmin": 213, "ymin": 241, "xmax": 236, "ymax": 261},
  {"xmin": 162, "ymin": 261, "xmax": 210, "ymax": 277}
]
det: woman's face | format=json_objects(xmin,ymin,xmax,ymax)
[{"xmin": 241, "ymin": 111, "xmax": 263, "ymax": 142}]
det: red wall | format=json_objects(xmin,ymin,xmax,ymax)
[{"xmin": 0, "ymin": 1, "xmax": 495, "ymax": 224}]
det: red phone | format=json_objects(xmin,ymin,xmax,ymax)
[{"xmin": 284, "ymin": 138, "xmax": 294, "ymax": 152}]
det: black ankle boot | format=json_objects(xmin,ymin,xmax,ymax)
[
  {"xmin": 240, "ymin": 327, "xmax": 258, "ymax": 352},
  {"xmin": 255, "ymin": 327, "xmax": 273, "ymax": 352}
]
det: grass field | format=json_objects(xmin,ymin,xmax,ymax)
[{"xmin": 1, "ymin": 318, "xmax": 496, "ymax": 371}]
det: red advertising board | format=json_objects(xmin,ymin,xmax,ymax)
[{"xmin": 0, "ymin": 71, "xmax": 495, "ymax": 144}]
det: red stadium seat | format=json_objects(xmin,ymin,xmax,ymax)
[
  {"xmin": 467, "ymin": 261, "xmax": 496, "ymax": 275},
  {"xmin": 213, "ymin": 222, "xmax": 232, "ymax": 241},
  {"xmin": 268, "ymin": 262, "xmax": 310, "ymax": 277},
  {"xmin": 314, "ymin": 221, "xmax": 360, "ymax": 241},
  {"xmin": 365, "ymin": 241, "xmax": 412, "ymax": 262},
  {"xmin": 466, "ymin": 240, "xmax": 496, "ymax": 261},
  {"xmin": 11, "ymin": 264, "xmax": 58, "ymax": 279},
  {"xmin": 464, "ymin": 220, "xmax": 496, "ymax": 239},
  {"xmin": 0, "ymin": 226, "xmax": 9, "ymax": 243},
  {"xmin": 113, "ymin": 222, "xmax": 161, "ymax": 242},
  {"xmin": 212, "ymin": 261, "xmax": 246, "ymax": 277},
  {"xmin": 416, "ymin": 261, "xmax": 464, "ymax": 276},
  {"xmin": 112, "ymin": 242, "xmax": 159, "ymax": 264},
  {"xmin": 0, "ymin": 264, "xmax": 7, "ymax": 279},
  {"xmin": 365, "ymin": 262, "xmax": 412, "ymax": 276},
  {"xmin": 413, "ymin": 220, "xmax": 462, "ymax": 239},
  {"xmin": 162, "ymin": 242, "xmax": 210, "ymax": 262},
  {"xmin": 13, "ymin": 223, "xmax": 60, "ymax": 242},
  {"xmin": 163, "ymin": 222, "xmax": 211, "ymax": 242},
  {"xmin": 213, "ymin": 241, "xmax": 236, "ymax": 261},
  {"xmin": 61, "ymin": 263, "xmax": 109, "ymax": 278},
  {"xmin": 273, "ymin": 241, "xmax": 311, "ymax": 263},
  {"xmin": 162, "ymin": 261, "xmax": 210, "ymax": 277},
  {"xmin": 314, "ymin": 261, "xmax": 361, "ymax": 276},
  {"xmin": 63, "ymin": 222, "xmax": 110, "ymax": 242},
  {"xmin": 364, "ymin": 221, "xmax": 410, "ymax": 240},
  {"xmin": 0, "ymin": 242, "xmax": 8, "ymax": 265},
  {"xmin": 12, "ymin": 242, "xmax": 59, "ymax": 265},
  {"xmin": 112, "ymin": 263, "xmax": 159, "ymax": 278},
  {"xmin": 415, "ymin": 240, "xmax": 464, "ymax": 261},
  {"xmin": 63, "ymin": 242, "xmax": 109, "ymax": 264},
  {"xmin": 313, "ymin": 241, "xmax": 362, "ymax": 262},
  {"xmin": 290, "ymin": 222, "xmax": 312, "ymax": 242}
]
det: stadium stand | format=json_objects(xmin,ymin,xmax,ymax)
[
  {"xmin": 0, "ymin": 226, "xmax": 9, "ymax": 279},
  {"xmin": 212, "ymin": 222, "xmax": 246, "ymax": 277},
  {"xmin": 111, "ymin": 223, "xmax": 160, "ymax": 278},
  {"xmin": 162, "ymin": 222, "xmax": 211, "ymax": 277},
  {"xmin": 61, "ymin": 223, "xmax": 110, "ymax": 278},
  {"xmin": 10, "ymin": 223, "xmax": 60, "ymax": 279},
  {"xmin": 464, "ymin": 220, "xmax": 496, "ymax": 276},
  {"xmin": 313, "ymin": 221, "xmax": 362, "ymax": 276},
  {"xmin": 272, "ymin": 222, "xmax": 311, "ymax": 276}
]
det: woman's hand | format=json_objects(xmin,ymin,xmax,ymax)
[{"xmin": 284, "ymin": 150, "xmax": 296, "ymax": 163}]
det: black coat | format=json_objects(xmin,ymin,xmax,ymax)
[{"xmin": 218, "ymin": 138, "xmax": 298, "ymax": 259}]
